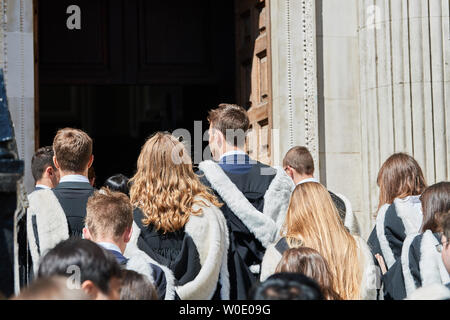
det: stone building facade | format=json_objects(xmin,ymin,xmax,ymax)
[{"xmin": 1, "ymin": 0, "xmax": 448, "ymax": 239}]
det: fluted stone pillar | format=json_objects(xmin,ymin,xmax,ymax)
[
  {"xmin": 270, "ymin": 0, "xmax": 320, "ymax": 173},
  {"xmin": 359, "ymin": 0, "xmax": 450, "ymax": 226},
  {"xmin": 0, "ymin": 0, "xmax": 35, "ymax": 193}
]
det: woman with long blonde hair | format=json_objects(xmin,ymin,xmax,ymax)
[
  {"xmin": 260, "ymin": 182, "xmax": 376, "ymax": 300},
  {"xmin": 124, "ymin": 132, "xmax": 230, "ymax": 300}
]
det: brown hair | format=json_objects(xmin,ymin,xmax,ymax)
[
  {"xmin": 282, "ymin": 182, "xmax": 363, "ymax": 300},
  {"xmin": 207, "ymin": 104, "xmax": 249, "ymax": 147},
  {"xmin": 119, "ymin": 269, "xmax": 158, "ymax": 300},
  {"xmin": 275, "ymin": 247, "xmax": 341, "ymax": 300},
  {"xmin": 377, "ymin": 153, "xmax": 427, "ymax": 211},
  {"xmin": 129, "ymin": 132, "xmax": 222, "ymax": 233},
  {"xmin": 283, "ymin": 146, "xmax": 314, "ymax": 175},
  {"xmin": 85, "ymin": 188, "xmax": 133, "ymax": 240},
  {"xmin": 53, "ymin": 128, "xmax": 93, "ymax": 173},
  {"xmin": 421, "ymin": 182, "xmax": 450, "ymax": 232},
  {"xmin": 437, "ymin": 210, "xmax": 450, "ymax": 247}
]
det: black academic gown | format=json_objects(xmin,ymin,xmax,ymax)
[
  {"xmin": 133, "ymin": 208, "xmax": 207, "ymax": 296},
  {"xmin": 198, "ymin": 154, "xmax": 276, "ymax": 300},
  {"xmin": 382, "ymin": 232, "xmax": 443, "ymax": 300}
]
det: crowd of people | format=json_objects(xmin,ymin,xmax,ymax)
[{"xmin": 9, "ymin": 103, "xmax": 450, "ymax": 300}]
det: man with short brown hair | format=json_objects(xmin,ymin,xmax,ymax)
[
  {"xmin": 28, "ymin": 128, "xmax": 95, "ymax": 274},
  {"xmin": 283, "ymin": 146, "xmax": 357, "ymax": 234},
  {"xmin": 198, "ymin": 103, "xmax": 294, "ymax": 299},
  {"xmin": 83, "ymin": 188, "xmax": 174, "ymax": 300}
]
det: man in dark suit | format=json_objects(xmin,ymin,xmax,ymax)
[
  {"xmin": 198, "ymin": 104, "xmax": 294, "ymax": 299},
  {"xmin": 28, "ymin": 128, "xmax": 96, "ymax": 271},
  {"xmin": 30, "ymin": 146, "xmax": 60, "ymax": 192},
  {"xmin": 50, "ymin": 128, "xmax": 95, "ymax": 237}
]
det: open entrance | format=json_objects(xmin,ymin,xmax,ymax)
[
  {"xmin": 36, "ymin": 0, "xmax": 273, "ymax": 185},
  {"xmin": 37, "ymin": 0, "xmax": 236, "ymax": 185}
]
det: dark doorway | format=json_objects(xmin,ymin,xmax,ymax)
[{"xmin": 37, "ymin": 0, "xmax": 236, "ymax": 185}]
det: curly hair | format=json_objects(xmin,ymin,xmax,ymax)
[{"xmin": 129, "ymin": 132, "xmax": 221, "ymax": 233}]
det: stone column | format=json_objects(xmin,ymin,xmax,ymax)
[
  {"xmin": 0, "ymin": 0, "xmax": 35, "ymax": 193},
  {"xmin": 270, "ymin": 0, "xmax": 320, "ymax": 175},
  {"xmin": 359, "ymin": 0, "xmax": 450, "ymax": 225}
]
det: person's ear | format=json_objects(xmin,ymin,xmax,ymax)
[
  {"xmin": 123, "ymin": 227, "xmax": 132, "ymax": 244},
  {"xmin": 87, "ymin": 155, "xmax": 94, "ymax": 168},
  {"xmin": 53, "ymin": 156, "xmax": 60, "ymax": 170},
  {"xmin": 81, "ymin": 280, "xmax": 100, "ymax": 299},
  {"xmin": 46, "ymin": 166, "xmax": 53, "ymax": 177},
  {"xmin": 83, "ymin": 227, "xmax": 92, "ymax": 240}
]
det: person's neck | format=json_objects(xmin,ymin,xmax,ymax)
[
  {"xmin": 293, "ymin": 174, "xmax": 315, "ymax": 185},
  {"xmin": 95, "ymin": 238, "xmax": 126, "ymax": 254},
  {"xmin": 218, "ymin": 145, "xmax": 245, "ymax": 159},
  {"xmin": 35, "ymin": 177, "xmax": 53, "ymax": 189},
  {"xmin": 59, "ymin": 169, "xmax": 88, "ymax": 179}
]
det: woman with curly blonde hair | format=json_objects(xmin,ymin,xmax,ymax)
[
  {"xmin": 260, "ymin": 182, "xmax": 377, "ymax": 300},
  {"xmin": 124, "ymin": 132, "xmax": 230, "ymax": 300}
]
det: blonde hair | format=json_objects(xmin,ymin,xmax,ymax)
[
  {"xmin": 281, "ymin": 182, "xmax": 363, "ymax": 300},
  {"xmin": 129, "ymin": 132, "xmax": 221, "ymax": 233}
]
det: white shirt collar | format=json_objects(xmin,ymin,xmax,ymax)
[
  {"xmin": 97, "ymin": 242, "xmax": 122, "ymax": 254},
  {"xmin": 60, "ymin": 174, "xmax": 90, "ymax": 184},
  {"xmin": 35, "ymin": 184, "xmax": 51, "ymax": 190},
  {"xmin": 296, "ymin": 177, "xmax": 320, "ymax": 186},
  {"xmin": 219, "ymin": 149, "xmax": 247, "ymax": 161}
]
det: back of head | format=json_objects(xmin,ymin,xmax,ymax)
[
  {"xmin": 53, "ymin": 128, "xmax": 93, "ymax": 173},
  {"xmin": 31, "ymin": 146, "xmax": 55, "ymax": 182},
  {"xmin": 251, "ymin": 272, "xmax": 324, "ymax": 300},
  {"xmin": 420, "ymin": 182, "xmax": 450, "ymax": 232},
  {"xmin": 283, "ymin": 182, "xmax": 361, "ymax": 299},
  {"xmin": 119, "ymin": 270, "xmax": 158, "ymax": 300},
  {"xmin": 377, "ymin": 153, "xmax": 427, "ymax": 210},
  {"xmin": 129, "ymin": 132, "xmax": 221, "ymax": 233},
  {"xmin": 104, "ymin": 174, "xmax": 130, "ymax": 196},
  {"xmin": 37, "ymin": 238, "xmax": 122, "ymax": 295},
  {"xmin": 86, "ymin": 188, "xmax": 133, "ymax": 241},
  {"xmin": 13, "ymin": 276, "xmax": 90, "ymax": 300},
  {"xmin": 283, "ymin": 146, "xmax": 315, "ymax": 176},
  {"xmin": 275, "ymin": 247, "xmax": 340, "ymax": 300},
  {"xmin": 207, "ymin": 103, "xmax": 249, "ymax": 147}
]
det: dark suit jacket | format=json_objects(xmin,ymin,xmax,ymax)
[{"xmin": 52, "ymin": 181, "xmax": 95, "ymax": 237}]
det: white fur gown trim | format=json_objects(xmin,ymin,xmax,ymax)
[
  {"xmin": 125, "ymin": 198, "xmax": 229, "ymax": 300},
  {"xmin": 27, "ymin": 189, "xmax": 69, "ymax": 273},
  {"xmin": 199, "ymin": 160, "xmax": 294, "ymax": 248}
]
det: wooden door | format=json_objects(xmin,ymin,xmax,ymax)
[{"xmin": 235, "ymin": 0, "xmax": 273, "ymax": 165}]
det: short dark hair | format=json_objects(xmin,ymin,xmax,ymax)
[
  {"xmin": 250, "ymin": 272, "xmax": 324, "ymax": 300},
  {"xmin": 37, "ymin": 238, "xmax": 122, "ymax": 295},
  {"xmin": 104, "ymin": 174, "xmax": 130, "ymax": 196},
  {"xmin": 31, "ymin": 146, "xmax": 55, "ymax": 181},
  {"xmin": 53, "ymin": 128, "xmax": 93, "ymax": 173},
  {"xmin": 119, "ymin": 270, "xmax": 158, "ymax": 300},
  {"xmin": 420, "ymin": 182, "xmax": 450, "ymax": 232},
  {"xmin": 207, "ymin": 104, "xmax": 249, "ymax": 147},
  {"xmin": 283, "ymin": 146, "xmax": 315, "ymax": 175}
]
